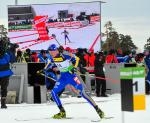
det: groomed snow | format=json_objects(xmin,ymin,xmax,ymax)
[{"xmin": 0, "ymin": 94, "xmax": 150, "ymax": 123}]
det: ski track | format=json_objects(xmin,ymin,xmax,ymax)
[{"xmin": 0, "ymin": 95, "xmax": 150, "ymax": 123}]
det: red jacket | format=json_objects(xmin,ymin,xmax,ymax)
[
  {"xmin": 84, "ymin": 53, "xmax": 95, "ymax": 72},
  {"xmin": 105, "ymin": 54, "xmax": 118, "ymax": 63}
]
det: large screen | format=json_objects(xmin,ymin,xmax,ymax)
[{"xmin": 8, "ymin": 2, "xmax": 101, "ymax": 51}]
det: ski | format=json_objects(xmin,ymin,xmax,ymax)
[
  {"xmin": 15, "ymin": 118, "xmax": 50, "ymax": 122},
  {"xmin": 91, "ymin": 116, "xmax": 114, "ymax": 122},
  {"xmin": 15, "ymin": 117, "xmax": 73, "ymax": 122},
  {"xmin": 15, "ymin": 116, "xmax": 113, "ymax": 122}
]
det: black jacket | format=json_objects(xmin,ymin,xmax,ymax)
[{"xmin": 94, "ymin": 55, "xmax": 105, "ymax": 76}]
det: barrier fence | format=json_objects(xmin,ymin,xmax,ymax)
[{"xmin": 4, "ymin": 63, "xmax": 138, "ymax": 104}]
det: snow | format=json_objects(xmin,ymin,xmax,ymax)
[{"xmin": 0, "ymin": 94, "xmax": 150, "ymax": 123}]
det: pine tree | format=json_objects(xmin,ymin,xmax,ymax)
[
  {"xmin": 102, "ymin": 21, "xmax": 137, "ymax": 53},
  {"xmin": 0, "ymin": 25, "xmax": 7, "ymax": 38},
  {"xmin": 0, "ymin": 25, "xmax": 11, "ymax": 54},
  {"xmin": 102, "ymin": 21, "xmax": 119, "ymax": 51},
  {"xmin": 144, "ymin": 37, "xmax": 150, "ymax": 50},
  {"xmin": 119, "ymin": 34, "xmax": 137, "ymax": 53}
]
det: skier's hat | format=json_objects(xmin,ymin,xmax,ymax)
[{"xmin": 48, "ymin": 44, "xmax": 58, "ymax": 51}]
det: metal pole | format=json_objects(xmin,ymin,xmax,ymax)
[
  {"xmin": 15, "ymin": 0, "xmax": 18, "ymax": 5},
  {"xmin": 122, "ymin": 111, "xmax": 125, "ymax": 123},
  {"xmin": 52, "ymin": 34, "xmax": 61, "ymax": 46},
  {"xmin": 100, "ymin": 1, "xmax": 102, "ymax": 50}
]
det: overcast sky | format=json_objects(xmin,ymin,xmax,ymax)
[{"xmin": 102, "ymin": 0, "xmax": 150, "ymax": 51}]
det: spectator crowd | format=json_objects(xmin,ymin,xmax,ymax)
[{"xmin": 14, "ymin": 47, "xmax": 150, "ymax": 96}]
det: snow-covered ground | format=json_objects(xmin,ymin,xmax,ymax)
[{"xmin": 0, "ymin": 94, "xmax": 150, "ymax": 123}]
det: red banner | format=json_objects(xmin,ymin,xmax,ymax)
[
  {"xmin": 34, "ymin": 16, "xmax": 49, "ymax": 40},
  {"xmin": 90, "ymin": 16, "xmax": 101, "ymax": 22},
  {"xmin": 47, "ymin": 21, "xmax": 82, "ymax": 28}
]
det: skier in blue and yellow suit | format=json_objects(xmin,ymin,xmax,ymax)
[
  {"xmin": 38, "ymin": 50, "xmax": 65, "ymax": 97},
  {"xmin": 45, "ymin": 44, "xmax": 105, "ymax": 119}
]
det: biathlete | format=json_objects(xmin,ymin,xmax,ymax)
[
  {"xmin": 45, "ymin": 44, "xmax": 105, "ymax": 119},
  {"xmin": 61, "ymin": 30, "xmax": 71, "ymax": 45},
  {"xmin": 37, "ymin": 50, "xmax": 64, "ymax": 99}
]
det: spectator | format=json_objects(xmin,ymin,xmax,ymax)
[
  {"xmin": 76, "ymin": 48, "xmax": 87, "ymax": 82},
  {"xmin": 94, "ymin": 52, "xmax": 107, "ymax": 97},
  {"xmin": 16, "ymin": 50, "xmax": 25, "ymax": 62},
  {"xmin": 117, "ymin": 49, "xmax": 123, "ymax": 57},
  {"xmin": 144, "ymin": 49, "xmax": 150, "ymax": 94},
  {"xmin": 135, "ymin": 53, "xmax": 145, "ymax": 66},
  {"xmin": 84, "ymin": 50, "xmax": 95, "ymax": 90},
  {"xmin": 116, "ymin": 49, "xmax": 125, "ymax": 63},
  {"xmin": 84, "ymin": 50, "xmax": 95, "ymax": 70},
  {"xmin": 31, "ymin": 52, "xmax": 38, "ymax": 62},
  {"xmin": 23, "ymin": 48, "xmax": 32, "ymax": 62},
  {"xmin": 38, "ymin": 50, "xmax": 48, "ymax": 63},
  {"xmin": 0, "ymin": 39, "xmax": 16, "ymax": 108},
  {"xmin": 123, "ymin": 52, "xmax": 134, "ymax": 63},
  {"xmin": 105, "ymin": 49, "xmax": 118, "ymax": 63}
]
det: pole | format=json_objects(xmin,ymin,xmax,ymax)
[
  {"xmin": 37, "ymin": 71, "xmax": 57, "ymax": 82},
  {"xmin": 52, "ymin": 34, "xmax": 61, "ymax": 46},
  {"xmin": 15, "ymin": 0, "xmax": 18, "ymax": 5},
  {"xmin": 100, "ymin": 1, "xmax": 102, "ymax": 50},
  {"xmin": 122, "ymin": 111, "xmax": 125, "ymax": 123},
  {"xmin": 76, "ymin": 71, "xmax": 91, "ymax": 94}
]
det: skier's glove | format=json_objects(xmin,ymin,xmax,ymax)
[
  {"xmin": 37, "ymin": 69, "xmax": 44, "ymax": 74},
  {"xmin": 55, "ymin": 71, "xmax": 61, "ymax": 80},
  {"xmin": 70, "ymin": 68, "xmax": 78, "ymax": 74}
]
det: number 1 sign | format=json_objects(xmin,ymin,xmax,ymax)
[{"xmin": 120, "ymin": 67, "xmax": 146, "ymax": 112}]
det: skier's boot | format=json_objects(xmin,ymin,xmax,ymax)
[
  {"xmin": 52, "ymin": 107, "xmax": 66, "ymax": 119},
  {"xmin": 1, "ymin": 97, "xmax": 7, "ymax": 109},
  {"xmin": 95, "ymin": 105, "xmax": 104, "ymax": 119}
]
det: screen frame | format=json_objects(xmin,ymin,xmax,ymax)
[{"xmin": 7, "ymin": 1, "xmax": 102, "ymax": 52}]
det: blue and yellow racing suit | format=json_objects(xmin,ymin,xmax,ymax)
[{"xmin": 48, "ymin": 53, "xmax": 97, "ymax": 110}]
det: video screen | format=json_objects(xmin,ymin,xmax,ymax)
[{"xmin": 8, "ymin": 2, "xmax": 101, "ymax": 51}]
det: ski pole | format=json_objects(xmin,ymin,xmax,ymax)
[
  {"xmin": 37, "ymin": 71, "xmax": 57, "ymax": 82},
  {"xmin": 75, "ymin": 70, "xmax": 92, "ymax": 93},
  {"xmin": 37, "ymin": 70, "xmax": 80, "ymax": 95},
  {"xmin": 52, "ymin": 34, "xmax": 61, "ymax": 46}
]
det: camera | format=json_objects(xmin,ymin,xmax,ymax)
[
  {"xmin": 7, "ymin": 42, "xmax": 19, "ymax": 53},
  {"xmin": 0, "ymin": 37, "xmax": 19, "ymax": 58},
  {"xmin": 0, "ymin": 38, "xmax": 8, "ymax": 58}
]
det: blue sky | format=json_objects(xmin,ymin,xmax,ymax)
[{"xmin": 101, "ymin": 0, "xmax": 150, "ymax": 51}]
